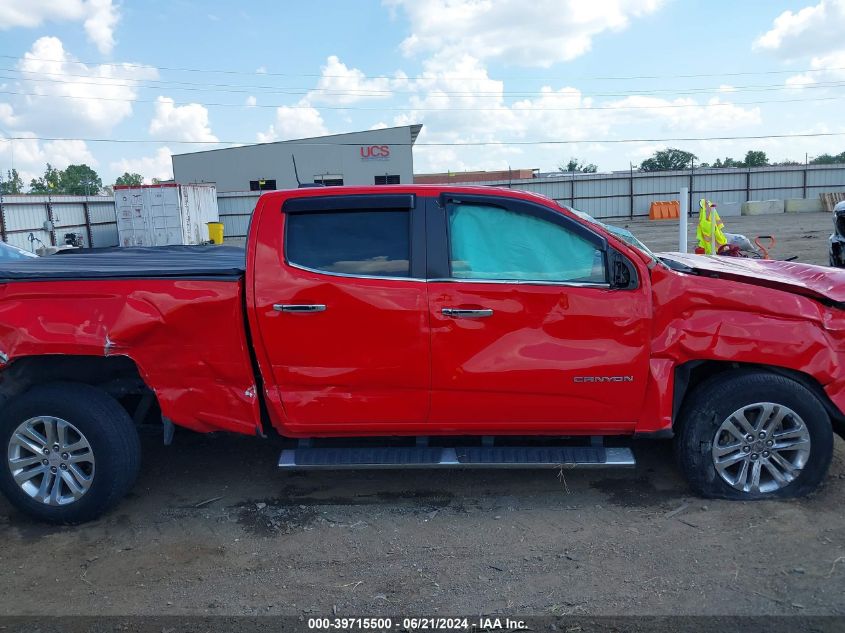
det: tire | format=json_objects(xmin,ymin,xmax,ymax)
[
  {"xmin": 0, "ymin": 382, "xmax": 141, "ymax": 524},
  {"xmin": 674, "ymin": 370, "xmax": 833, "ymax": 499}
]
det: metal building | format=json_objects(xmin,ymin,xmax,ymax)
[{"xmin": 171, "ymin": 125, "xmax": 422, "ymax": 193}]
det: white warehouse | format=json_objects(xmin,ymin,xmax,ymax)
[{"xmin": 171, "ymin": 125, "xmax": 422, "ymax": 193}]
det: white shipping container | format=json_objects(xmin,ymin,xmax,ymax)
[{"xmin": 114, "ymin": 184, "xmax": 219, "ymax": 247}]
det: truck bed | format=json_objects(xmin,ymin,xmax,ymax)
[{"xmin": 0, "ymin": 245, "xmax": 246, "ymax": 281}]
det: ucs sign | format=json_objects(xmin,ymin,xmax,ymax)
[{"xmin": 360, "ymin": 145, "xmax": 390, "ymax": 160}]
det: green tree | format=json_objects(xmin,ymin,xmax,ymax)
[
  {"xmin": 559, "ymin": 158, "xmax": 598, "ymax": 173},
  {"xmin": 810, "ymin": 151, "xmax": 845, "ymax": 165},
  {"xmin": 29, "ymin": 163, "xmax": 62, "ymax": 193},
  {"xmin": 639, "ymin": 148, "xmax": 697, "ymax": 171},
  {"xmin": 61, "ymin": 164, "xmax": 102, "ymax": 195},
  {"xmin": 711, "ymin": 157, "xmax": 743, "ymax": 168},
  {"xmin": 115, "ymin": 172, "xmax": 143, "ymax": 186},
  {"xmin": 0, "ymin": 168, "xmax": 24, "ymax": 194},
  {"xmin": 743, "ymin": 150, "xmax": 769, "ymax": 167}
]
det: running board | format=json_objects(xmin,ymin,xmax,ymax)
[{"xmin": 278, "ymin": 445, "xmax": 635, "ymax": 470}]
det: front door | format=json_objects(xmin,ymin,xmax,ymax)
[
  {"xmin": 426, "ymin": 195, "xmax": 651, "ymax": 434},
  {"xmin": 252, "ymin": 193, "xmax": 430, "ymax": 435}
]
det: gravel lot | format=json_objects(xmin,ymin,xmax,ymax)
[{"xmin": 1, "ymin": 210, "xmax": 843, "ymax": 619}]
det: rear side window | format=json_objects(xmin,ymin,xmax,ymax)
[{"xmin": 286, "ymin": 210, "xmax": 410, "ymax": 277}]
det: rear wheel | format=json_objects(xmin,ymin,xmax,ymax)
[
  {"xmin": 675, "ymin": 370, "xmax": 833, "ymax": 499},
  {"xmin": 0, "ymin": 383, "xmax": 141, "ymax": 523}
]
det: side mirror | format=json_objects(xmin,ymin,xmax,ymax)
[{"xmin": 609, "ymin": 250, "xmax": 635, "ymax": 289}]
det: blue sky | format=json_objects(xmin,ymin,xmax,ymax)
[{"xmin": 1, "ymin": 0, "xmax": 844, "ymax": 186}]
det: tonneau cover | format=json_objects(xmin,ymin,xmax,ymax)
[{"xmin": 0, "ymin": 245, "xmax": 246, "ymax": 281}]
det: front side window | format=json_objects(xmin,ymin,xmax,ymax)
[
  {"xmin": 286, "ymin": 210, "xmax": 410, "ymax": 277},
  {"xmin": 447, "ymin": 204, "xmax": 606, "ymax": 282}
]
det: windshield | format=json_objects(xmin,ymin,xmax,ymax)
[{"xmin": 565, "ymin": 206, "xmax": 660, "ymax": 264}]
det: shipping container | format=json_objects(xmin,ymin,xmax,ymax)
[{"xmin": 113, "ymin": 184, "xmax": 219, "ymax": 247}]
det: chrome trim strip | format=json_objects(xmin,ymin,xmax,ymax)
[
  {"xmin": 287, "ymin": 261, "xmax": 424, "ymax": 283},
  {"xmin": 286, "ymin": 262, "xmax": 611, "ymax": 288},
  {"xmin": 429, "ymin": 278, "xmax": 611, "ymax": 288}
]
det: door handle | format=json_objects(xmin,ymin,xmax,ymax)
[
  {"xmin": 442, "ymin": 308, "xmax": 493, "ymax": 318},
  {"xmin": 274, "ymin": 304, "xmax": 326, "ymax": 313}
]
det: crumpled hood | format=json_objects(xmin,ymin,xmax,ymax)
[{"xmin": 658, "ymin": 252, "xmax": 845, "ymax": 304}]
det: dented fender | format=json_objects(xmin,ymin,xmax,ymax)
[
  {"xmin": 636, "ymin": 264, "xmax": 845, "ymax": 433},
  {"xmin": 0, "ymin": 278, "xmax": 261, "ymax": 435}
]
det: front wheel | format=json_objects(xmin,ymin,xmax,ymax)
[
  {"xmin": 0, "ymin": 382, "xmax": 141, "ymax": 523},
  {"xmin": 674, "ymin": 370, "xmax": 833, "ymax": 499}
]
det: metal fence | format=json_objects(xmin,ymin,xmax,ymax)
[
  {"xmin": 0, "ymin": 194, "xmax": 119, "ymax": 251},
  {"xmin": 457, "ymin": 163, "xmax": 845, "ymax": 219},
  {"xmin": 1, "ymin": 164, "xmax": 845, "ymax": 250}
]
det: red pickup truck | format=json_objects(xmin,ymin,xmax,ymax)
[{"xmin": 1, "ymin": 185, "xmax": 843, "ymax": 523}]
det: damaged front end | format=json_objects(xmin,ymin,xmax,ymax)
[{"xmin": 829, "ymin": 201, "xmax": 845, "ymax": 268}]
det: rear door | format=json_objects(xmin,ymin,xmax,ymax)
[
  {"xmin": 252, "ymin": 193, "xmax": 430, "ymax": 435},
  {"xmin": 425, "ymin": 194, "xmax": 651, "ymax": 434}
]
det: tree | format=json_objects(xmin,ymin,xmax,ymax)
[
  {"xmin": 61, "ymin": 164, "xmax": 102, "ymax": 195},
  {"xmin": 639, "ymin": 148, "xmax": 697, "ymax": 171},
  {"xmin": 559, "ymin": 158, "xmax": 598, "ymax": 173},
  {"xmin": 0, "ymin": 169, "xmax": 23, "ymax": 194},
  {"xmin": 743, "ymin": 150, "xmax": 769, "ymax": 167},
  {"xmin": 115, "ymin": 172, "xmax": 143, "ymax": 186},
  {"xmin": 29, "ymin": 163, "xmax": 62, "ymax": 193},
  {"xmin": 810, "ymin": 151, "xmax": 845, "ymax": 165},
  {"xmin": 711, "ymin": 157, "xmax": 743, "ymax": 168}
]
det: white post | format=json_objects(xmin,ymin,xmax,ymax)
[
  {"xmin": 710, "ymin": 201, "xmax": 716, "ymax": 256},
  {"xmin": 679, "ymin": 187, "xmax": 688, "ymax": 252}
]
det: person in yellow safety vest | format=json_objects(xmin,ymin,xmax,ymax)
[{"xmin": 696, "ymin": 198, "xmax": 727, "ymax": 255}]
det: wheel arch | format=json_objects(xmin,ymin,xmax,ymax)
[
  {"xmin": 0, "ymin": 354, "xmax": 158, "ymax": 421},
  {"xmin": 673, "ymin": 360, "xmax": 845, "ymax": 438}
]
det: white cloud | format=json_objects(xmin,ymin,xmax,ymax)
[
  {"xmin": 43, "ymin": 139, "xmax": 97, "ymax": 168},
  {"xmin": 384, "ymin": 0, "xmax": 664, "ymax": 66},
  {"xmin": 6, "ymin": 37, "xmax": 157, "ymax": 135},
  {"xmin": 0, "ymin": 0, "xmax": 120, "ymax": 54},
  {"xmin": 785, "ymin": 50, "xmax": 845, "ymax": 89},
  {"xmin": 0, "ymin": 132, "xmax": 97, "ymax": 186},
  {"xmin": 393, "ymin": 55, "xmax": 762, "ymax": 173},
  {"xmin": 601, "ymin": 95, "xmax": 762, "ymax": 132},
  {"xmin": 109, "ymin": 147, "xmax": 174, "ymax": 183},
  {"xmin": 753, "ymin": 0, "xmax": 845, "ymax": 59},
  {"xmin": 245, "ymin": 95, "xmax": 257, "ymax": 107},
  {"xmin": 257, "ymin": 100, "xmax": 328, "ymax": 142},
  {"xmin": 149, "ymin": 96, "xmax": 218, "ymax": 143},
  {"xmin": 0, "ymin": 102, "xmax": 19, "ymax": 128},
  {"xmin": 309, "ymin": 55, "xmax": 398, "ymax": 104}
]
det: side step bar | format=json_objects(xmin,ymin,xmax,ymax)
[{"xmin": 278, "ymin": 445, "xmax": 635, "ymax": 470}]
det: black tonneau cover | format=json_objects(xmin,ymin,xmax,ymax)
[{"xmin": 0, "ymin": 245, "xmax": 246, "ymax": 281}]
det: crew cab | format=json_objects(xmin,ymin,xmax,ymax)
[{"xmin": 1, "ymin": 185, "xmax": 844, "ymax": 523}]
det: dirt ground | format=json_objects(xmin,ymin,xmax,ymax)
[{"xmin": 1, "ymin": 211, "xmax": 844, "ymax": 619}]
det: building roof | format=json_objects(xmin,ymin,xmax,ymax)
[{"xmin": 172, "ymin": 124, "xmax": 423, "ymax": 158}]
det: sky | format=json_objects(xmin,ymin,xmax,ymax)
[{"xmin": 1, "ymin": 0, "xmax": 845, "ymax": 187}]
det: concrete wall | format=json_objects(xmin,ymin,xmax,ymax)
[{"xmin": 172, "ymin": 125, "xmax": 420, "ymax": 193}]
